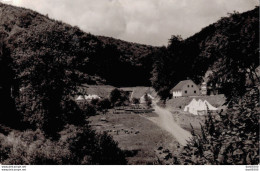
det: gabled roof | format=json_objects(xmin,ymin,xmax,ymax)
[
  {"xmin": 120, "ymin": 87, "xmax": 134, "ymax": 92},
  {"xmin": 131, "ymin": 87, "xmax": 157, "ymax": 99},
  {"xmin": 119, "ymin": 87, "xmax": 157, "ymax": 99},
  {"xmin": 171, "ymin": 80, "xmax": 197, "ymax": 92},
  {"xmin": 78, "ymin": 84, "xmax": 116, "ymax": 98}
]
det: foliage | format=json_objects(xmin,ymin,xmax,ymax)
[
  {"xmin": 77, "ymin": 102, "xmax": 97, "ymax": 116},
  {"xmin": 90, "ymin": 98, "xmax": 99, "ymax": 106},
  {"xmin": 0, "ymin": 129, "xmax": 71, "ymax": 164},
  {"xmin": 177, "ymin": 86, "xmax": 259, "ymax": 164},
  {"xmin": 0, "ymin": 124, "xmax": 127, "ymax": 165},
  {"xmin": 0, "ymin": 1, "xmax": 157, "ymax": 134},
  {"xmin": 58, "ymin": 124, "xmax": 127, "ymax": 165},
  {"xmin": 96, "ymin": 98, "xmax": 111, "ymax": 112},
  {"xmin": 97, "ymin": 36, "xmax": 158, "ymax": 86},
  {"xmin": 0, "ymin": 33, "xmax": 21, "ymax": 128},
  {"xmin": 0, "ymin": 2, "xmax": 157, "ymax": 87},
  {"xmin": 132, "ymin": 98, "xmax": 140, "ymax": 104},
  {"xmin": 151, "ymin": 7, "xmax": 259, "ymax": 100},
  {"xmin": 79, "ymin": 98, "xmax": 111, "ymax": 114},
  {"xmin": 144, "ymin": 93, "xmax": 152, "ymax": 107},
  {"xmin": 109, "ymin": 89, "xmax": 129, "ymax": 107}
]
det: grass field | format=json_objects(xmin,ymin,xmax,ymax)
[
  {"xmin": 88, "ymin": 113, "xmax": 182, "ymax": 164},
  {"xmin": 170, "ymin": 109, "xmax": 205, "ymax": 133}
]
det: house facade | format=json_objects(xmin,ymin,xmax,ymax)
[{"xmin": 171, "ymin": 80, "xmax": 200, "ymax": 98}]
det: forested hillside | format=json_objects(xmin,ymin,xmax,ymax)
[
  {"xmin": 0, "ymin": 2, "xmax": 157, "ymax": 87},
  {"xmin": 1, "ymin": 2, "xmax": 258, "ymax": 99},
  {"xmin": 151, "ymin": 7, "xmax": 259, "ymax": 99},
  {"xmin": 0, "ymin": 2, "xmax": 145, "ymax": 164}
]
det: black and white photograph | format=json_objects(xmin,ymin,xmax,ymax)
[{"xmin": 0, "ymin": 0, "xmax": 259, "ymax": 169}]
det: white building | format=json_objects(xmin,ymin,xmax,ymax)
[{"xmin": 171, "ymin": 80, "xmax": 200, "ymax": 98}]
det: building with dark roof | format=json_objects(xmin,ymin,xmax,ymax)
[{"xmin": 170, "ymin": 80, "xmax": 200, "ymax": 98}]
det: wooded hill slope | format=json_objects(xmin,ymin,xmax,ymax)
[
  {"xmin": 151, "ymin": 6, "xmax": 259, "ymax": 99},
  {"xmin": 0, "ymin": 2, "xmax": 157, "ymax": 87},
  {"xmin": 0, "ymin": 2, "xmax": 258, "ymax": 99}
]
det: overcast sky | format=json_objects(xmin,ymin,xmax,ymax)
[{"xmin": 2, "ymin": 0, "xmax": 259, "ymax": 46}]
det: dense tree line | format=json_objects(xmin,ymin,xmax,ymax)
[
  {"xmin": 0, "ymin": 2, "xmax": 157, "ymax": 87},
  {"xmin": 0, "ymin": 3, "xmax": 129, "ymax": 164},
  {"xmin": 151, "ymin": 7, "xmax": 259, "ymax": 100},
  {"xmin": 168, "ymin": 7, "xmax": 259, "ymax": 165},
  {"xmin": 150, "ymin": 7, "xmax": 259, "ymax": 165}
]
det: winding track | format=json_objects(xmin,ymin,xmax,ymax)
[{"xmin": 145, "ymin": 104, "xmax": 192, "ymax": 146}]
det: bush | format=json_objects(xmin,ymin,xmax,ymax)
[
  {"xmin": 58, "ymin": 124, "xmax": 127, "ymax": 164},
  {"xmin": 132, "ymin": 98, "xmax": 140, "ymax": 104},
  {"xmin": 0, "ymin": 124, "xmax": 127, "ymax": 165},
  {"xmin": 176, "ymin": 86, "xmax": 259, "ymax": 165},
  {"xmin": 96, "ymin": 98, "xmax": 111, "ymax": 112},
  {"xmin": 144, "ymin": 93, "xmax": 152, "ymax": 107},
  {"xmin": 0, "ymin": 130, "xmax": 71, "ymax": 165},
  {"xmin": 78, "ymin": 102, "xmax": 97, "ymax": 116},
  {"xmin": 91, "ymin": 132, "xmax": 127, "ymax": 164},
  {"xmin": 110, "ymin": 89, "xmax": 129, "ymax": 107},
  {"xmin": 90, "ymin": 98, "xmax": 99, "ymax": 106}
]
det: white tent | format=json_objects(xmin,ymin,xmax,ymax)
[
  {"xmin": 76, "ymin": 95, "xmax": 85, "ymax": 101},
  {"xmin": 198, "ymin": 99, "xmax": 206, "ymax": 111},
  {"xmin": 184, "ymin": 98, "xmax": 218, "ymax": 115},
  {"xmin": 84, "ymin": 94, "xmax": 101, "ymax": 100},
  {"xmin": 184, "ymin": 99, "xmax": 199, "ymax": 115},
  {"xmin": 140, "ymin": 94, "xmax": 155, "ymax": 104},
  {"xmin": 204, "ymin": 100, "xmax": 218, "ymax": 110}
]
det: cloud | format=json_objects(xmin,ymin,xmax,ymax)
[{"xmin": 3, "ymin": 0, "xmax": 259, "ymax": 46}]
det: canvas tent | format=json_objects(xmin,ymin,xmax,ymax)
[
  {"xmin": 76, "ymin": 95, "xmax": 85, "ymax": 101},
  {"xmin": 184, "ymin": 98, "xmax": 218, "ymax": 115},
  {"xmin": 184, "ymin": 99, "xmax": 198, "ymax": 114},
  {"xmin": 84, "ymin": 94, "xmax": 101, "ymax": 100},
  {"xmin": 140, "ymin": 94, "xmax": 155, "ymax": 104},
  {"xmin": 204, "ymin": 100, "xmax": 218, "ymax": 110}
]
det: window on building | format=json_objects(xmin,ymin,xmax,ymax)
[
  {"xmin": 191, "ymin": 85, "xmax": 193, "ymax": 87},
  {"xmin": 185, "ymin": 90, "xmax": 187, "ymax": 94},
  {"xmin": 194, "ymin": 90, "xmax": 196, "ymax": 93},
  {"xmin": 187, "ymin": 85, "xmax": 189, "ymax": 87}
]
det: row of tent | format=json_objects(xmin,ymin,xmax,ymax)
[
  {"xmin": 184, "ymin": 99, "xmax": 218, "ymax": 115},
  {"xmin": 75, "ymin": 93, "xmax": 155, "ymax": 103},
  {"xmin": 76, "ymin": 94, "xmax": 101, "ymax": 101}
]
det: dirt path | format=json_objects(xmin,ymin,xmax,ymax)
[{"xmin": 145, "ymin": 104, "xmax": 192, "ymax": 146}]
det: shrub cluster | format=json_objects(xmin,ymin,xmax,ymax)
[
  {"xmin": 177, "ymin": 86, "xmax": 259, "ymax": 165},
  {"xmin": 109, "ymin": 89, "xmax": 130, "ymax": 107},
  {"xmin": 0, "ymin": 124, "xmax": 127, "ymax": 165}
]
